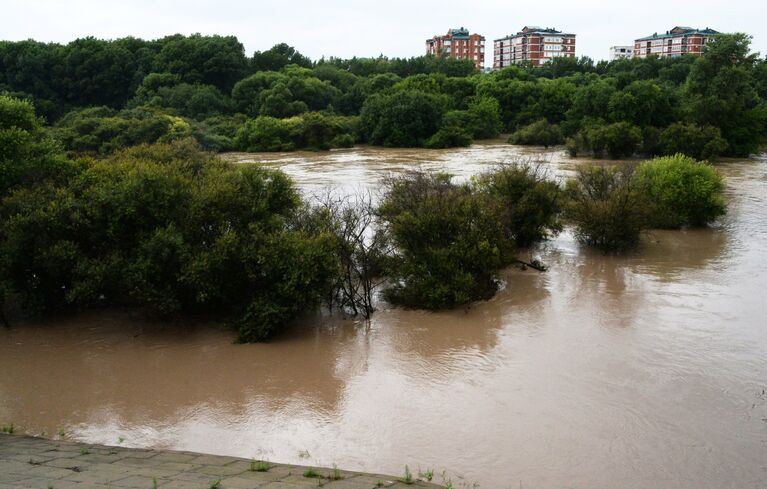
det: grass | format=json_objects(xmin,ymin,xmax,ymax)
[
  {"xmin": 330, "ymin": 464, "xmax": 344, "ymax": 480},
  {"xmin": 1, "ymin": 423, "xmax": 14, "ymax": 434},
  {"xmin": 79, "ymin": 447, "xmax": 90, "ymax": 455},
  {"xmin": 57, "ymin": 427, "xmax": 66, "ymax": 437},
  {"xmin": 249, "ymin": 459, "xmax": 272, "ymax": 472},
  {"xmin": 303, "ymin": 469, "xmax": 321, "ymax": 478},
  {"xmin": 151, "ymin": 478, "xmax": 158, "ymax": 489},
  {"xmin": 420, "ymin": 468, "xmax": 434, "ymax": 482},
  {"xmin": 117, "ymin": 436, "xmax": 125, "ymax": 444},
  {"xmin": 207, "ymin": 479, "xmax": 221, "ymax": 489},
  {"xmin": 401, "ymin": 465, "xmax": 414, "ymax": 485}
]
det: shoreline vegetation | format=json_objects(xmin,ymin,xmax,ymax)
[
  {"xmin": 0, "ymin": 90, "xmax": 728, "ymax": 341},
  {"xmin": 0, "ymin": 33, "xmax": 764, "ymax": 158},
  {"xmin": 0, "ymin": 30, "xmax": 759, "ymax": 341}
]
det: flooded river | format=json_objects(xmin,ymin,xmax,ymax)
[{"xmin": 2, "ymin": 142, "xmax": 767, "ymax": 488}]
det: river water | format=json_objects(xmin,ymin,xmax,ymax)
[{"xmin": 2, "ymin": 142, "xmax": 766, "ymax": 488}]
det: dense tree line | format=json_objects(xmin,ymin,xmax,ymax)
[{"xmin": 2, "ymin": 33, "xmax": 765, "ymax": 158}]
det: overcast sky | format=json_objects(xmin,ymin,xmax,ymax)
[{"xmin": 2, "ymin": 0, "xmax": 765, "ymax": 66}]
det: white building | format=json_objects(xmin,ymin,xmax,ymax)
[{"xmin": 609, "ymin": 45, "xmax": 633, "ymax": 60}]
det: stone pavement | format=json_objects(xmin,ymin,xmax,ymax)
[{"xmin": 0, "ymin": 434, "xmax": 442, "ymax": 489}]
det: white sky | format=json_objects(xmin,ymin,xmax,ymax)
[{"xmin": 2, "ymin": 0, "xmax": 765, "ymax": 67}]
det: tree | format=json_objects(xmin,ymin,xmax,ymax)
[
  {"xmin": 659, "ymin": 123, "xmax": 728, "ymax": 160},
  {"xmin": 0, "ymin": 95, "xmax": 74, "ymax": 195},
  {"xmin": 684, "ymin": 33, "xmax": 766, "ymax": 156},
  {"xmin": 251, "ymin": 43, "xmax": 312, "ymax": 72},
  {"xmin": 360, "ymin": 90, "xmax": 447, "ymax": 147},
  {"xmin": 153, "ymin": 34, "xmax": 248, "ymax": 92},
  {"xmin": 508, "ymin": 119, "xmax": 564, "ymax": 148}
]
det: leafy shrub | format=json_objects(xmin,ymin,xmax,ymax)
[
  {"xmin": 234, "ymin": 113, "xmax": 357, "ymax": 152},
  {"xmin": 425, "ymin": 126, "xmax": 473, "ymax": 149},
  {"xmin": 659, "ymin": 123, "xmax": 728, "ymax": 160},
  {"xmin": 583, "ymin": 121, "xmax": 643, "ymax": 159},
  {"xmin": 0, "ymin": 95, "xmax": 76, "ymax": 195},
  {"xmin": 564, "ymin": 164, "xmax": 650, "ymax": 252},
  {"xmin": 636, "ymin": 154, "xmax": 726, "ymax": 228},
  {"xmin": 508, "ymin": 119, "xmax": 564, "ymax": 148},
  {"xmin": 474, "ymin": 163, "xmax": 562, "ymax": 247},
  {"xmin": 360, "ymin": 90, "xmax": 447, "ymax": 147},
  {"xmin": 466, "ymin": 96, "xmax": 503, "ymax": 139},
  {"xmin": 235, "ymin": 116, "xmax": 296, "ymax": 151},
  {"xmin": 51, "ymin": 106, "xmax": 191, "ymax": 155},
  {"xmin": 378, "ymin": 172, "xmax": 514, "ymax": 309},
  {"xmin": 0, "ymin": 134, "xmax": 337, "ymax": 341}
]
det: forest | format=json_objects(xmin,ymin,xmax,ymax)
[{"xmin": 1, "ymin": 33, "xmax": 765, "ymax": 158}]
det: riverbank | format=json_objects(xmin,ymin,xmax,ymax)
[{"xmin": 0, "ymin": 434, "xmax": 441, "ymax": 488}]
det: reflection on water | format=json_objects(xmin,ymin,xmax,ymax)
[{"xmin": 3, "ymin": 145, "xmax": 767, "ymax": 489}]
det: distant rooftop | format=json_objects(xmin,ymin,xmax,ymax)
[
  {"xmin": 494, "ymin": 26, "xmax": 575, "ymax": 41},
  {"xmin": 449, "ymin": 27, "xmax": 470, "ymax": 38},
  {"xmin": 635, "ymin": 26, "xmax": 719, "ymax": 41}
]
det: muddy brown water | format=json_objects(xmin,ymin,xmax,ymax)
[{"xmin": 2, "ymin": 142, "xmax": 767, "ymax": 488}]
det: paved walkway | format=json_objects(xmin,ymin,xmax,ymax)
[{"xmin": 0, "ymin": 434, "xmax": 441, "ymax": 489}]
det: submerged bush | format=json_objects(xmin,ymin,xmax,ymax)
[
  {"xmin": 636, "ymin": 154, "xmax": 726, "ymax": 228},
  {"xmin": 378, "ymin": 172, "xmax": 514, "ymax": 309},
  {"xmin": 583, "ymin": 122, "xmax": 643, "ymax": 159},
  {"xmin": 508, "ymin": 119, "xmax": 564, "ymax": 148},
  {"xmin": 235, "ymin": 113, "xmax": 357, "ymax": 152},
  {"xmin": 659, "ymin": 123, "xmax": 728, "ymax": 160},
  {"xmin": 360, "ymin": 90, "xmax": 447, "ymax": 147},
  {"xmin": 0, "ymin": 132, "xmax": 337, "ymax": 341},
  {"xmin": 564, "ymin": 164, "xmax": 650, "ymax": 252},
  {"xmin": 474, "ymin": 163, "xmax": 562, "ymax": 247},
  {"xmin": 425, "ymin": 126, "xmax": 473, "ymax": 149}
]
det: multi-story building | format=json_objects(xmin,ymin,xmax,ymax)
[
  {"xmin": 633, "ymin": 26, "xmax": 719, "ymax": 58},
  {"xmin": 425, "ymin": 27, "xmax": 485, "ymax": 70},
  {"xmin": 609, "ymin": 45, "xmax": 634, "ymax": 60},
  {"xmin": 493, "ymin": 26, "xmax": 576, "ymax": 69}
]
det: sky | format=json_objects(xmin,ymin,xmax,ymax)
[{"xmin": 2, "ymin": 0, "xmax": 765, "ymax": 66}]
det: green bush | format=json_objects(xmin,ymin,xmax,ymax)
[
  {"xmin": 584, "ymin": 122, "xmax": 643, "ymax": 159},
  {"xmin": 0, "ymin": 133, "xmax": 337, "ymax": 341},
  {"xmin": 51, "ymin": 106, "xmax": 191, "ymax": 155},
  {"xmin": 474, "ymin": 163, "xmax": 562, "ymax": 247},
  {"xmin": 659, "ymin": 123, "xmax": 728, "ymax": 160},
  {"xmin": 425, "ymin": 126, "xmax": 473, "ymax": 149},
  {"xmin": 564, "ymin": 164, "xmax": 650, "ymax": 252},
  {"xmin": 234, "ymin": 113, "xmax": 357, "ymax": 152},
  {"xmin": 360, "ymin": 90, "xmax": 447, "ymax": 147},
  {"xmin": 508, "ymin": 119, "xmax": 564, "ymax": 148},
  {"xmin": 378, "ymin": 172, "xmax": 514, "ymax": 309},
  {"xmin": 636, "ymin": 154, "xmax": 726, "ymax": 228},
  {"xmin": 235, "ymin": 116, "xmax": 296, "ymax": 152},
  {"xmin": 0, "ymin": 95, "xmax": 76, "ymax": 196}
]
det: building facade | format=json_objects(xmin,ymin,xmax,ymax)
[
  {"xmin": 634, "ymin": 26, "xmax": 719, "ymax": 58},
  {"xmin": 609, "ymin": 45, "xmax": 634, "ymax": 60},
  {"xmin": 426, "ymin": 27, "xmax": 485, "ymax": 69},
  {"xmin": 493, "ymin": 26, "xmax": 576, "ymax": 69}
]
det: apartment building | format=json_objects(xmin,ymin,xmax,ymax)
[
  {"xmin": 426, "ymin": 27, "xmax": 485, "ymax": 69},
  {"xmin": 634, "ymin": 26, "xmax": 719, "ymax": 58},
  {"xmin": 493, "ymin": 26, "xmax": 576, "ymax": 69},
  {"xmin": 609, "ymin": 45, "xmax": 634, "ymax": 60}
]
